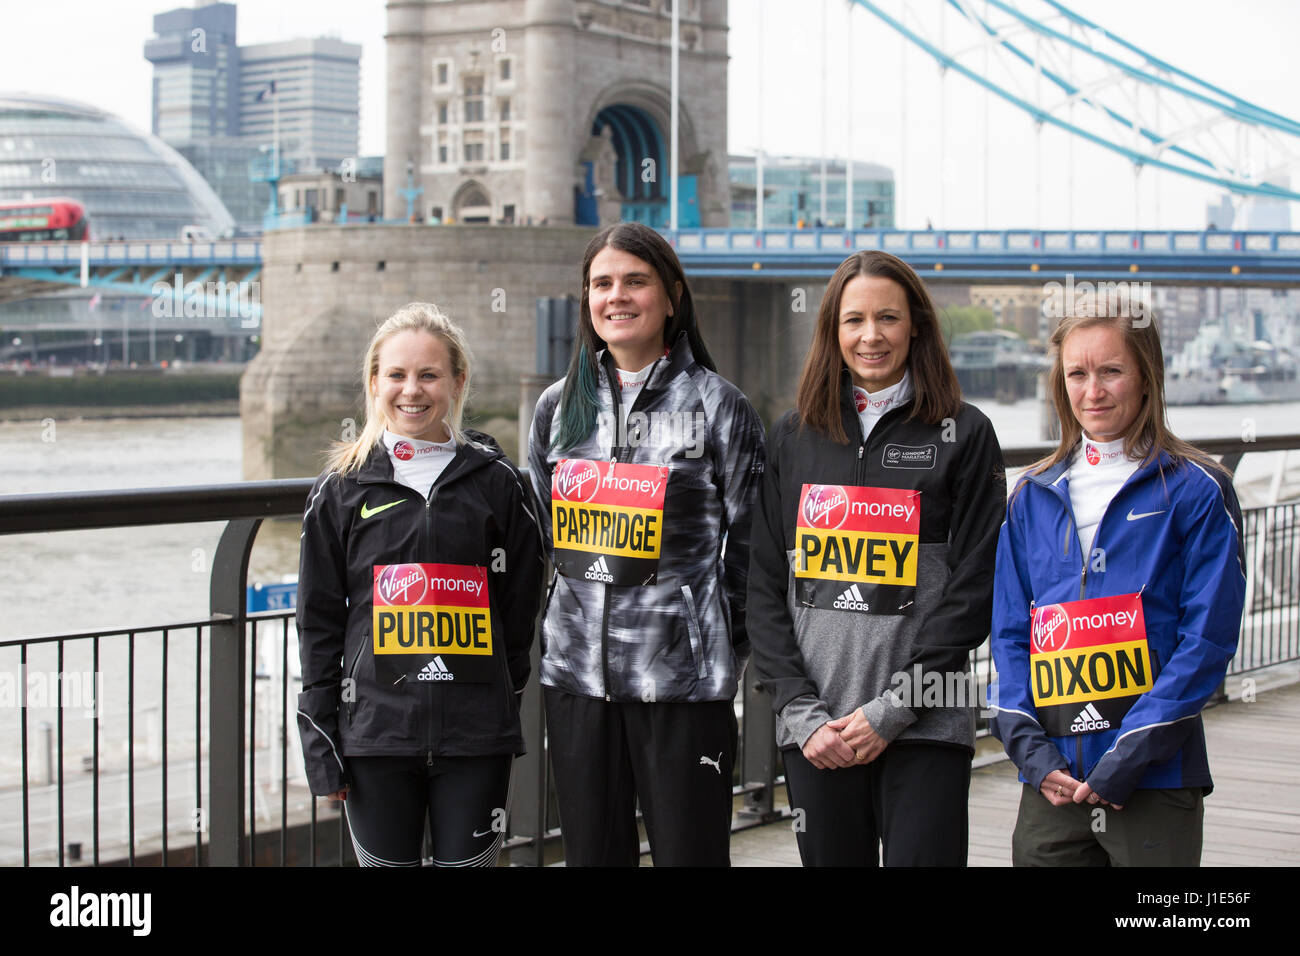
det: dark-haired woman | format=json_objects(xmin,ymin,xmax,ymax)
[
  {"xmin": 989, "ymin": 294, "xmax": 1245, "ymax": 866},
  {"xmin": 747, "ymin": 251, "xmax": 1005, "ymax": 866},
  {"xmin": 527, "ymin": 222, "xmax": 765, "ymax": 866}
]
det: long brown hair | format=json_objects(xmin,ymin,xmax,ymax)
[
  {"xmin": 1028, "ymin": 289, "xmax": 1224, "ymax": 477},
  {"xmin": 796, "ymin": 251, "xmax": 961, "ymax": 443}
]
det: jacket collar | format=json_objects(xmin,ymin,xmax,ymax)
[
  {"xmin": 598, "ymin": 331, "xmax": 696, "ymax": 396},
  {"xmin": 837, "ymin": 367, "xmax": 914, "ymax": 439},
  {"xmin": 354, "ymin": 429, "xmax": 503, "ymax": 486},
  {"xmin": 1024, "ymin": 442, "xmax": 1172, "ymax": 489}
]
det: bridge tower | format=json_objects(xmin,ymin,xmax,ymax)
[{"xmin": 385, "ymin": 0, "xmax": 730, "ymax": 228}]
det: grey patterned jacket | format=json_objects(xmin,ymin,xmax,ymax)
[{"xmin": 527, "ymin": 334, "xmax": 766, "ymax": 703}]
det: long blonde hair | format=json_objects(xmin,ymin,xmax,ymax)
[{"xmin": 326, "ymin": 302, "xmax": 473, "ymax": 474}]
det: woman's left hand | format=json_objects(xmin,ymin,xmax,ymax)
[
  {"xmin": 827, "ymin": 709, "xmax": 887, "ymax": 765},
  {"xmin": 1072, "ymin": 781, "xmax": 1123, "ymax": 811}
]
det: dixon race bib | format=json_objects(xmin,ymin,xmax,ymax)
[
  {"xmin": 371, "ymin": 563, "xmax": 494, "ymax": 684},
  {"xmin": 551, "ymin": 458, "xmax": 668, "ymax": 586},
  {"xmin": 1030, "ymin": 592, "xmax": 1154, "ymax": 736},
  {"xmin": 794, "ymin": 484, "xmax": 920, "ymax": 615}
]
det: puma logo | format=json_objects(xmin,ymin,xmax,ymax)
[{"xmin": 699, "ymin": 752, "xmax": 722, "ymax": 774}]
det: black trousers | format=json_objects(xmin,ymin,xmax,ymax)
[
  {"xmin": 782, "ymin": 742, "xmax": 972, "ymax": 866},
  {"xmin": 344, "ymin": 753, "xmax": 513, "ymax": 867},
  {"xmin": 544, "ymin": 688, "xmax": 738, "ymax": 866}
]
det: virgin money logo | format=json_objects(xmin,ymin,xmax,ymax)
[
  {"xmin": 1085, "ymin": 443, "xmax": 1100, "ymax": 466},
  {"xmin": 854, "ymin": 389, "xmax": 868, "ymax": 413},
  {"xmin": 377, "ymin": 564, "xmax": 428, "ymax": 606},
  {"xmin": 554, "ymin": 459, "xmax": 600, "ymax": 503},
  {"xmin": 1033, "ymin": 604, "xmax": 1071, "ymax": 652},
  {"xmin": 393, "ymin": 440, "xmax": 414, "ymax": 461},
  {"xmin": 802, "ymin": 485, "xmax": 849, "ymax": 530}
]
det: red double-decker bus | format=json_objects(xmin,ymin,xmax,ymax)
[{"xmin": 0, "ymin": 198, "xmax": 89, "ymax": 241}]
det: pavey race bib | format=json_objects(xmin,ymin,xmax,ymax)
[
  {"xmin": 794, "ymin": 484, "xmax": 919, "ymax": 614},
  {"xmin": 1030, "ymin": 592, "xmax": 1154, "ymax": 736},
  {"xmin": 371, "ymin": 563, "xmax": 494, "ymax": 684},
  {"xmin": 551, "ymin": 458, "xmax": 668, "ymax": 586}
]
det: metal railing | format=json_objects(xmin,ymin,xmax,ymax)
[{"xmin": 2, "ymin": 437, "xmax": 1298, "ymax": 865}]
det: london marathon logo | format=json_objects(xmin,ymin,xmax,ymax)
[{"xmin": 801, "ymin": 484, "xmax": 850, "ymax": 530}]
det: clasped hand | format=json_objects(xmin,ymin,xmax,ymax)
[
  {"xmin": 1038, "ymin": 770, "xmax": 1124, "ymax": 810},
  {"xmin": 801, "ymin": 709, "xmax": 886, "ymax": 770}
]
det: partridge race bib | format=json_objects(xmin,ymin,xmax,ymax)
[
  {"xmin": 1030, "ymin": 592, "xmax": 1154, "ymax": 736},
  {"xmin": 794, "ymin": 484, "xmax": 920, "ymax": 614},
  {"xmin": 551, "ymin": 458, "xmax": 668, "ymax": 586},
  {"xmin": 371, "ymin": 563, "xmax": 494, "ymax": 684}
]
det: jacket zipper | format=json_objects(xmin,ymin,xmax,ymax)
[
  {"xmin": 601, "ymin": 353, "xmax": 662, "ymax": 703},
  {"xmin": 419, "ymin": 456, "xmax": 467, "ymax": 765}
]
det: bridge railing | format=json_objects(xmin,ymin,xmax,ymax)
[
  {"xmin": 0, "ymin": 239, "xmax": 262, "ymax": 268},
  {"xmin": 667, "ymin": 227, "xmax": 1300, "ymax": 257},
  {"xmin": 1, "ymin": 438, "xmax": 1296, "ymax": 866}
]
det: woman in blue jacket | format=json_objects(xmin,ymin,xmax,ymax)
[{"xmin": 989, "ymin": 294, "xmax": 1246, "ymax": 866}]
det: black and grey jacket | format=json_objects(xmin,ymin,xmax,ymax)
[
  {"xmin": 295, "ymin": 432, "xmax": 545, "ymax": 797},
  {"xmin": 748, "ymin": 373, "xmax": 1006, "ymax": 752},
  {"xmin": 527, "ymin": 333, "xmax": 766, "ymax": 703}
]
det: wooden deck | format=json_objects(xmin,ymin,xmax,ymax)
[{"xmin": 729, "ymin": 678, "xmax": 1300, "ymax": 867}]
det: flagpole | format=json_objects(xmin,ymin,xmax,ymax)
[{"xmin": 670, "ymin": 0, "xmax": 679, "ymax": 232}]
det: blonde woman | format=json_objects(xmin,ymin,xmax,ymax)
[{"xmin": 296, "ymin": 303, "xmax": 544, "ymax": 867}]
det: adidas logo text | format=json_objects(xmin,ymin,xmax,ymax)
[
  {"xmin": 833, "ymin": 583, "xmax": 871, "ymax": 612},
  {"xmin": 417, "ymin": 657, "xmax": 454, "ymax": 682},
  {"xmin": 585, "ymin": 555, "xmax": 615, "ymax": 583},
  {"xmin": 1069, "ymin": 702, "xmax": 1109, "ymax": 733}
]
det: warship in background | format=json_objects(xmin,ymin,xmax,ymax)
[{"xmin": 1166, "ymin": 324, "xmax": 1300, "ymax": 406}]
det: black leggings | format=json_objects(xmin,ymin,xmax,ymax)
[
  {"xmin": 783, "ymin": 742, "xmax": 971, "ymax": 866},
  {"xmin": 344, "ymin": 754, "xmax": 513, "ymax": 867}
]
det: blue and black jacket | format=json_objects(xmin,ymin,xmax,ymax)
[{"xmin": 988, "ymin": 447, "xmax": 1246, "ymax": 805}]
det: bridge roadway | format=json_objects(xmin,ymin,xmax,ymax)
[
  {"xmin": 727, "ymin": 674, "xmax": 1300, "ymax": 867},
  {"xmin": 1, "ymin": 227, "xmax": 1298, "ymax": 311}
]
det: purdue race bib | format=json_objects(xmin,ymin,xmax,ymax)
[
  {"xmin": 551, "ymin": 458, "xmax": 668, "ymax": 586},
  {"xmin": 1030, "ymin": 592, "xmax": 1154, "ymax": 736},
  {"xmin": 794, "ymin": 484, "xmax": 920, "ymax": 614},
  {"xmin": 371, "ymin": 563, "xmax": 494, "ymax": 684}
]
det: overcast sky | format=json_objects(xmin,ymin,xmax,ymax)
[{"xmin": 3, "ymin": 0, "xmax": 1296, "ymax": 230}]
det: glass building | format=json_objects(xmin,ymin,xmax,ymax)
[
  {"xmin": 729, "ymin": 154, "xmax": 895, "ymax": 229},
  {"xmin": 0, "ymin": 92, "xmax": 236, "ymax": 239},
  {"xmin": 0, "ymin": 93, "xmax": 242, "ymax": 363}
]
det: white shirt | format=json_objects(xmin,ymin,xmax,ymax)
[
  {"xmin": 383, "ymin": 429, "xmax": 457, "ymax": 499},
  {"xmin": 1067, "ymin": 436, "xmax": 1142, "ymax": 559},
  {"xmin": 852, "ymin": 370, "xmax": 914, "ymax": 442},
  {"xmin": 614, "ymin": 359, "xmax": 656, "ymax": 435}
]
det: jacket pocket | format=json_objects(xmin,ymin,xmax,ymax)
[{"xmin": 680, "ymin": 584, "xmax": 709, "ymax": 679}]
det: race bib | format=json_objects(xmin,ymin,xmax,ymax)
[
  {"xmin": 1030, "ymin": 592, "xmax": 1154, "ymax": 736},
  {"xmin": 371, "ymin": 563, "xmax": 494, "ymax": 684},
  {"xmin": 551, "ymin": 458, "xmax": 668, "ymax": 586},
  {"xmin": 794, "ymin": 484, "xmax": 920, "ymax": 614}
]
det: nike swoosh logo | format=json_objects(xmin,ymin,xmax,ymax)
[
  {"xmin": 472, "ymin": 828, "xmax": 496, "ymax": 838},
  {"xmin": 360, "ymin": 499, "xmax": 407, "ymax": 519},
  {"xmin": 1127, "ymin": 509, "xmax": 1166, "ymax": 521}
]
